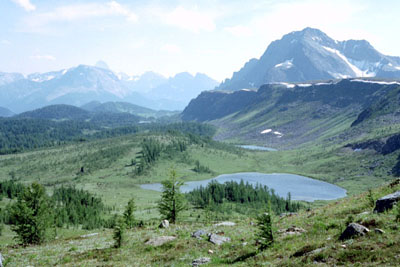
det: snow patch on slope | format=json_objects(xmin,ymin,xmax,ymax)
[
  {"xmin": 322, "ymin": 46, "xmax": 375, "ymax": 78},
  {"xmin": 275, "ymin": 59, "xmax": 293, "ymax": 69},
  {"xmin": 350, "ymin": 79, "xmax": 400, "ymax": 85}
]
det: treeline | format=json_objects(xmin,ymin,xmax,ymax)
[
  {"xmin": 0, "ymin": 117, "xmax": 215, "ymax": 154},
  {"xmin": 186, "ymin": 180, "xmax": 304, "ymax": 215},
  {"xmin": 0, "ymin": 180, "xmax": 108, "ymax": 230}
]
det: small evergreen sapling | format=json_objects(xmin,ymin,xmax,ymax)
[
  {"xmin": 158, "ymin": 168, "xmax": 186, "ymax": 224},
  {"xmin": 10, "ymin": 182, "xmax": 54, "ymax": 245},
  {"xmin": 123, "ymin": 198, "xmax": 136, "ymax": 229},
  {"xmin": 113, "ymin": 216, "xmax": 126, "ymax": 248},
  {"xmin": 256, "ymin": 201, "xmax": 274, "ymax": 250}
]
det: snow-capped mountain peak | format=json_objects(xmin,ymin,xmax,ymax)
[{"xmin": 217, "ymin": 27, "xmax": 400, "ymax": 91}]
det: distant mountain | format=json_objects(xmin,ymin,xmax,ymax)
[
  {"xmin": 182, "ymin": 78, "xmax": 400, "ymax": 148},
  {"xmin": 95, "ymin": 60, "xmax": 110, "ymax": 70},
  {"xmin": 217, "ymin": 28, "xmax": 400, "ymax": 91},
  {"xmin": 0, "ymin": 72, "xmax": 24, "ymax": 86},
  {"xmin": 0, "ymin": 106, "xmax": 14, "ymax": 117},
  {"xmin": 81, "ymin": 101, "xmax": 178, "ymax": 118},
  {"xmin": 148, "ymin": 72, "xmax": 220, "ymax": 105},
  {"xmin": 0, "ymin": 65, "xmax": 218, "ymax": 112},
  {"xmin": 17, "ymin": 104, "xmax": 91, "ymax": 120}
]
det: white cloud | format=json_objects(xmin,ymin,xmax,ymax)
[
  {"xmin": 161, "ymin": 6, "xmax": 216, "ymax": 33},
  {"xmin": 225, "ymin": 0, "xmax": 366, "ymax": 42},
  {"xmin": 24, "ymin": 1, "xmax": 137, "ymax": 31},
  {"xmin": 30, "ymin": 54, "xmax": 56, "ymax": 61},
  {"xmin": 161, "ymin": 44, "xmax": 181, "ymax": 54},
  {"xmin": 224, "ymin": 25, "xmax": 253, "ymax": 37},
  {"xmin": 12, "ymin": 0, "xmax": 36, "ymax": 12}
]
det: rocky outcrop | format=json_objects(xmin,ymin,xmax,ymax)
[
  {"xmin": 192, "ymin": 230, "xmax": 207, "ymax": 239},
  {"xmin": 374, "ymin": 191, "xmax": 400, "ymax": 213},
  {"xmin": 192, "ymin": 257, "xmax": 211, "ymax": 266},
  {"xmin": 208, "ymin": 234, "xmax": 231, "ymax": 245},
  {"xmin": 339, "ymin": 223, "xmax": 369, "ymax": 240},
  {"xmin": 278, "ymin": 226, "xmax": 306, "ymax": 237},
  {"xmin": 145, "ymin": 236, "xmax": 176, "ymax": 246}
]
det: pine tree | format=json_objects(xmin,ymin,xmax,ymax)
[
  {"xmin": 10, "ymin": 182, "xmax": 54, "ymax": 245},
  {"xmin": 113, "ymin": 216, "xmax": 126, "ymax": 248},
  {"xmin": 158, "ymin": 168, "xmax": 186, "ymax": 223},
  {"xmin": 123, "ymin": 198, "xmax": 136, "ymax": 229},
  {"xmin": 257, "ymin": 201, "xmax": 274, "ymax": 250}
]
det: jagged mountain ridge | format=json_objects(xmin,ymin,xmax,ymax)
[
  {"xmin": 0, "ymin": 65, "xmax": 219, "ymax": 113},
  {"xmin": 217, "ymin": 28, "xmax": 400, "ymax": 91}
]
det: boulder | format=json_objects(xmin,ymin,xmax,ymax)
[
  {"xmin": 213, "ymin": 221, "xmax": 236, "ymax": 227},
  {"xmin": 145, "ymin": 236, "xmax": 176, "ymax": 246},
  {"xmin": 374, "ymin": 191, "xmax": 400, "ymax": 213},
  {"xmin": 159, "ymin": 220, "xmax": 169, "ymax": 228},
  {"xmin": 339, "ymin": 223, "xmax": 369, "ymax": 240},
  {"xmin": 374, "ymin": 228, "xmax": 385, "ymax": 234},
  {"xmin": 192, "ymin": 257, "xmax": 211, "ymax": 266},
  {"xmin": 192, "ymin": 229, "xmax": 207, "ymax": 239},
  {"xmin": 208, "ymin": 233, "xmax": 231, "ymax": 245},
  {"xmin": 278, "ymin": 226, "xmax": 306, "ymax": 237}
]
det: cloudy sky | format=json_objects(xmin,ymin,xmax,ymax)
[{"xmin": 1, "ymin": 0, "xmax": 400, "ymax": 81}]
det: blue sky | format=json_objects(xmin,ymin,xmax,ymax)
[{"xmin": 1, "ymin": 0, "xmax": 400, "ymax": 81}]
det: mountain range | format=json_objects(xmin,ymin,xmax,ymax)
[
  {"xmin": 216, "ymin": 27, "xmax": 400, "ymax": 91},
  {"xmin": 0, "ymin": 65, "xmax": 219, "ymax": 113}
]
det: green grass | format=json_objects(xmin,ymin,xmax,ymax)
[{"xmin": 1, "ymin": 180, "xmax": 399, "ymax": 266}]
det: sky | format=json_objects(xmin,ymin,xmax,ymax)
[{"xmin": 1, "ymin": 0, "xmax": 400, "ymax": 82}]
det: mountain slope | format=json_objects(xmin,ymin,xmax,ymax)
[
  {"xmin": 217, "ymin": 28, "xmax": 400, "ymax": 91},
  {"xmin": 182, "ymin": 78, "xmax": 400, "ymax": 148},
  {"xmin": 0, "ymin": 106, "xmax": 14, "ymax": 117}
]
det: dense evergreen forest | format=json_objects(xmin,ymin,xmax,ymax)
[
  {"xmin": 186, "ymin": 180, "xmax": 304, "ymax": 215},
  {"xmin": 0, "ymin": 116, "xmax": 215, "ymax": 154},
  {"xmin": 0, "ymin": 180, "xmax": 108, "ymax": 230}
]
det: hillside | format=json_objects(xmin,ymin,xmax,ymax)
[
  {"xmin": 17, "ymin": 104, "xmax": 91, "ymax": 120},
  {"xmin": 216, "ymin": 27, "xmax": 400, "ymax": 91},
  {"xmin": 1, "ymin": 142, "xmax": 399, "ymax": 266},
  {"xmin": 182, "ymin": 79, "xmax": 400, "ymax": 149},
  {"xmin": 81, "ymin": 101, "xmax": 178, "ymax": 118}
]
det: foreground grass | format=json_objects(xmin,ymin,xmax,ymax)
[{"xmin": 1, "ymin": 181, "xmax": 399, "ymax": 266}]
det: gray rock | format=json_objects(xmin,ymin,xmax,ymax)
[
  {"xmin": 213, "ymin": 221, "xmax": 236, "ymax": 227},
  {"xmin": 159, "ymin": 219, "xmax": 169, "ymax": 228},
  {"xmin": 208, "ymin": 233, "xmax": 231, "ymax": 245},
  {"xmin": 192, "ymin": 257, "xmax": 211, "ymax": 266},
  {"xmin": 339, "ymin": 223, "xmax": 369, "ymax": 240},
  {"xmin": 374, "ymin": 191, "xmax": 400, "ymax": 213},
  {"xmin": 374, "ymin": 228, "xmax": 385, "ymax": 234},
  {"xmin": 0, "ymin": 252, "xmax": 3, "ymax": 267},
  {"xmin": 145, "ymin": 236, "xmax": 176, "ymax": 246},
  {"xmin": 278, "ymin": 226, "xmax": 306, "ymax": 237},
  {"xmin": 192, "ymin": 230, "xmax": 207, "ymax": 239}
]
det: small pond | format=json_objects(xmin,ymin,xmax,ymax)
[
  {"xmin": 140, "ymin": 172, "xmax": 347, "ymax": 202},
  {"xmin": 237, "ymin": 145, "xmax": 277, "ymax": 151}
]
